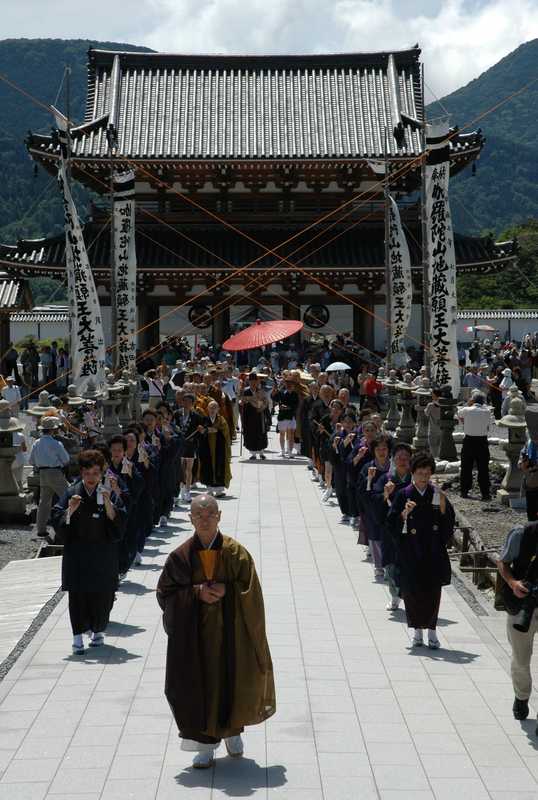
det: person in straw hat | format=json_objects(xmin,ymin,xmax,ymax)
[{"xmin": 29, "ymin": 416, "xmax": 70, "ymax": 538}]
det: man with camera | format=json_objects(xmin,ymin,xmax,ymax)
[{"xmin": 498, "ymin": 521, "xmax": 538, "ymax": 725}]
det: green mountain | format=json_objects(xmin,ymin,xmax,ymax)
[
  {"xmin": 427, "ymin": 38, "xmax": 538, "ymax": 236},
  {"xmin": 0, "ymin": 38, "xmax": 152, "ymax": 247}
]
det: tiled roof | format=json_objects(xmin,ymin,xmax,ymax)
[
  {"xmin": 26, "ymin": 48, "xmax": 485, "ymax": 175},
  {"xmin": 10, "ymin": 306, "xmax": 69, "ymax": 323},
  {"xmin": 0, "ymin": 271, "xmax": 26, "ymax": 310},
  {"xmin": 0, "ymin": 226, "xmax": 516, "ymax": 276},
  {"xmin": 458, "ymin": 310, "xmax": 538, "ymax": 320},
  {"xmin": 80, "ymin": 48, "xmax": 425, "ymax": 160}
]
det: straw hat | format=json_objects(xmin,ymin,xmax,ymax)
[{"xmin": 39, "ymin": 416, "xmax": 61, "ymax": 431}]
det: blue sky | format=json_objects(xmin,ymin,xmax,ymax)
[{"xmin": 3, "ymin": 0, "xmax": 538, "ymax": 97}]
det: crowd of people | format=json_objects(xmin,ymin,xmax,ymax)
[
  {"xmin": 11, "ymin": 332, "xmax": 538, "ymax": 757},
  {"xmin": 19, "ymin": 352, "xmax": 461, "ymax": 665}
]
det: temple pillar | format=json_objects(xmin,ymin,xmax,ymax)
[
  {"xmin": 353, "ymin": 300, "xmax": 375, "ymax": 354},
  {"xmin": 282, "ymin": 296, "xmax": 301, "ymax": 344},
  {"xmin": 137, "ymin": 304, "xmax": 160, "ymax": 355},
  {"xmin": 0, "ymin": 316, "xmax": 10, "ymax": 370},
  {"xmin": 212, "ymin": 304, "xmax": 230, "ymax": 347}
]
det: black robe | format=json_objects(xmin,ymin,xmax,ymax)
[
  {"xmin": 109, "ymin": 461, "xmax": 145, "ymax": 574},
  {"xmin": 387, "ymin": 485, "xmax": 455, "ymax": 594},
  {"xmin": 241, "ymin": 388, "xmax": 268, "ymax": 452},
  {"xmin": 299, "ymin": 396, "xmax": 317, "ymax": 457},
  {"xmin": 52, "ymin": 481, "xmax": 126, "ymax": 635}
]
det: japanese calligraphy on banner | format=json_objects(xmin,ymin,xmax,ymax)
[
  {"xmin": 388, "ymin": 196, "xmax": 412, "ymax": 367},
  {"xmin": 113, "ymin": 171, "xmax": 137, "ymax": 372},
  {"xmin": 425, "ymin": 122, "xmax": 460, "ymax": 396},
  {"xmin": 55, "ymin": 111, "xmax": 106, "ymax": 394}
]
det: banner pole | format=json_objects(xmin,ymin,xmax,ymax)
[
  {"xmin": 64, "ymin": 65, "xmax": 73, "ymax": 375},
  {"xmin": 384, "ymin": 127, "xmax": 392, "ymax": 369},
  {"xmin": 107, "ymin": 125, "xmax": 117, "ymax": 371},
  {"xmin": 421, "ymin": 63, "xmax": 431, "ymax": 373}
]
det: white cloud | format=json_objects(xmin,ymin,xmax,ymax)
[{"xmin": 2, "ymin": 0, "xmax": 538, "ymax": 96}]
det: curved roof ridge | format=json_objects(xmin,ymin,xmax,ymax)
[{"xmin": 87, "ymin": 46, "xmax": 422, "ymax": 67}]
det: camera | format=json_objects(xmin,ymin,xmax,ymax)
[{"xmin": 512, "ymin": 582, "xmax": 538, "ymax": 633}]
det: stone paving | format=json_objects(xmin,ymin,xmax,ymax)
[{"xmin": 1, "ymin": 433, "xmax": 538, "ymax": 798}]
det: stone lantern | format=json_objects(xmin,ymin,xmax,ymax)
[
  {"xmin": 0, "ymin": 400, "xmax": 32, "ymax": 521},
  {"xmin": 27, "ymin": 390, "xmax": 56, "ymax": 433},
  {"xmin": 497, "ymin": 392, "xmax": 528, "ymax": 505},
  {"xmin": 102, "ymin": 374, "xmax": 124, "ymax": 437},
  {"xmin": 83, "ymin": 379, "xmax": 102, "ymax": 404},
  {"xmin": 413, "ymin": 378, "xmax": 431, "ymax": 452},
  {"xmin": 129, "ymin": 370, "xmax": 143, "ymax": 421},
  {"xmin": 383, "ymin": 369, "xmax": 400, "ymax": 432},
  {"xmin": 395, "ymin": 373, "xmax": 415, "ymax": 444},
  {"xmin": 116, "ymin": 371, "xmax": 134, "ymax": 429},
  {"xmin": 66, "ymin": 384, "xmax": 85, "ymax": 407},
  {"xmin": 438, "ymin": 386, "xmax": 458, "ymax": 462}
]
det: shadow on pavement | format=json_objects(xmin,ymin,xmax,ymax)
[
  {"xmin": 408, "ymin": 646, "xmax": 481, "ymax": 664},
  {"xmin": 106, "ymin": 621, "xmax": 147, "ymax": 637},
  {"xmin": 517, "ymin": 718, "xmax": 538, "ymax": 752},
  {"xmin": 175, "ymin": 757, "xmax": 287, "ymax": 796},
  {"xmin": 119, "ymin": 580, "xmax": 153, "ymax": 595},
  {"xmin": 63, "ymin": 644, "xmax": 142, "ymax": 665}
]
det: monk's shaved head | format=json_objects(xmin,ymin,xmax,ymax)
[{"xmin": 191, "ymin": 493, "xmax": 219, "ymax": 514}]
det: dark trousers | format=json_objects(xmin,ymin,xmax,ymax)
[
  {"xmin": 526, "ymin": 489, "xmax": 538, "ymax": 522},
  {"xmin": 333, "ymin": 463, "xmax": 349, "ymax": 515},
  {"xmin": 403, "ymin": 587, "xmax": 442, "ymax": 630},
  {"xmin": 68, "ymin": 591, "xmax": 115, "ymax": 635},
  {"xmin": 460, "ymin": 435, "xmax": 490, "ymax": 497}
]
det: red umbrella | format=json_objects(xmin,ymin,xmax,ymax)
[{"xmin": 222, "ymin": 319, "xmax": 303, "ymax": 351}]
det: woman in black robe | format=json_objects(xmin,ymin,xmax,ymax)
[
  {"xmin": 240, "ymin": 374, "xmax": 268, "ymax": 460},
  {"xmin": 369, "ymin": 443, "xmax": 413, "ymax": 611},
  {"xmin": 331, "ymin": 410, "xmax": 359, "ymax": 522},
  {"xmin": 52, "ymin": 449, "xmax": 126, "ymax": 654},
  {"xmin": 107, "ymin": 434, "xmax": 145, "ymax": 578},
  {"xmin": 124, "ymin": 427, "xmax": 158, "ymax": 564},
  {"xmin": 299, "ymin": 382, "xmax": 319, "ymax": 464},
  {"xmin": 356, "ymin": 433, "xmax": 392, "ymax": 576},
  {"xmin": 387, "ymin": 452, "xmax": 455, "ymax": 649}
]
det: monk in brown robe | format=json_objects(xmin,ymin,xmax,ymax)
[{"xmin": 156, "ymin": 493, "xmax": 276, "ymax": 769}]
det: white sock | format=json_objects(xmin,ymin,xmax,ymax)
[
  {"xmin": 428, "ymin": 629, "xmax": 438, "ymax": 639},
  {"xmin": 413, "ymin": 628, "xmax": 423, "ymax": 639},
  {"xmin": 73, "ymin": 634, "xmax": 83, "ymax": 648}
]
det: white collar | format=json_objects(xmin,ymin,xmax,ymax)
[{"xmin": 412, "ymin": 482, "xmax": 428, "ymax": 496}]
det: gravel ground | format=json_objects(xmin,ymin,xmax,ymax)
[{"xmin": 0, "ymin": 527, "xmax": 39, "ymax": 571}]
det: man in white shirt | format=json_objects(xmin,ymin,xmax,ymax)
[
  {"xmin": 458, "ymin": 391, "xmax": 492, "ymax": 500},
  {"xmin": 221, "ymin": 367, "xmax": 240, "ymax": 430},
  {"xmin": 2, "ymin": 376, "xmax": 21, "ymax": 414}
]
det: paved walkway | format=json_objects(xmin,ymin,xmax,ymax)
[
  {"xmin": 1, "ymin": 434, "xmax": 538, "ymax": 799},
  {"xmin": 0, "ymin": 556, "xmax": 61, "ymax": 664}
]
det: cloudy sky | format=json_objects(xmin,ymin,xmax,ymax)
[{"xmin": 3, "ymin": 0, "xmax": 538, "ymax": 98}]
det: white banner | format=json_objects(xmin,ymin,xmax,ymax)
[
  {"xmin": 56, "ymin": 119, "xmax": 106, "ymax": 394},
  {"xmin": 113, "ymin": 171, "xmax": 137, "ymax": 372},
  {"xmin": 388, "ymin": 195, "xmax": 412, "ymax": 367},
  {"xmin": 58, "ymin": 160, "xmax": 106, "ymax": 393},
  {"xmin": 425, "ymin": 122, "xmax": 460, "ymax": 396}
]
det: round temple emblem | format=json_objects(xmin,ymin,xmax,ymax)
[
  {"xmin": 303, "ymin": 304, "xmax": 330, "ymax": 329},
  {"xmin": 188, "ymin": 305, "xmax": 212, "ymax": 329}
]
